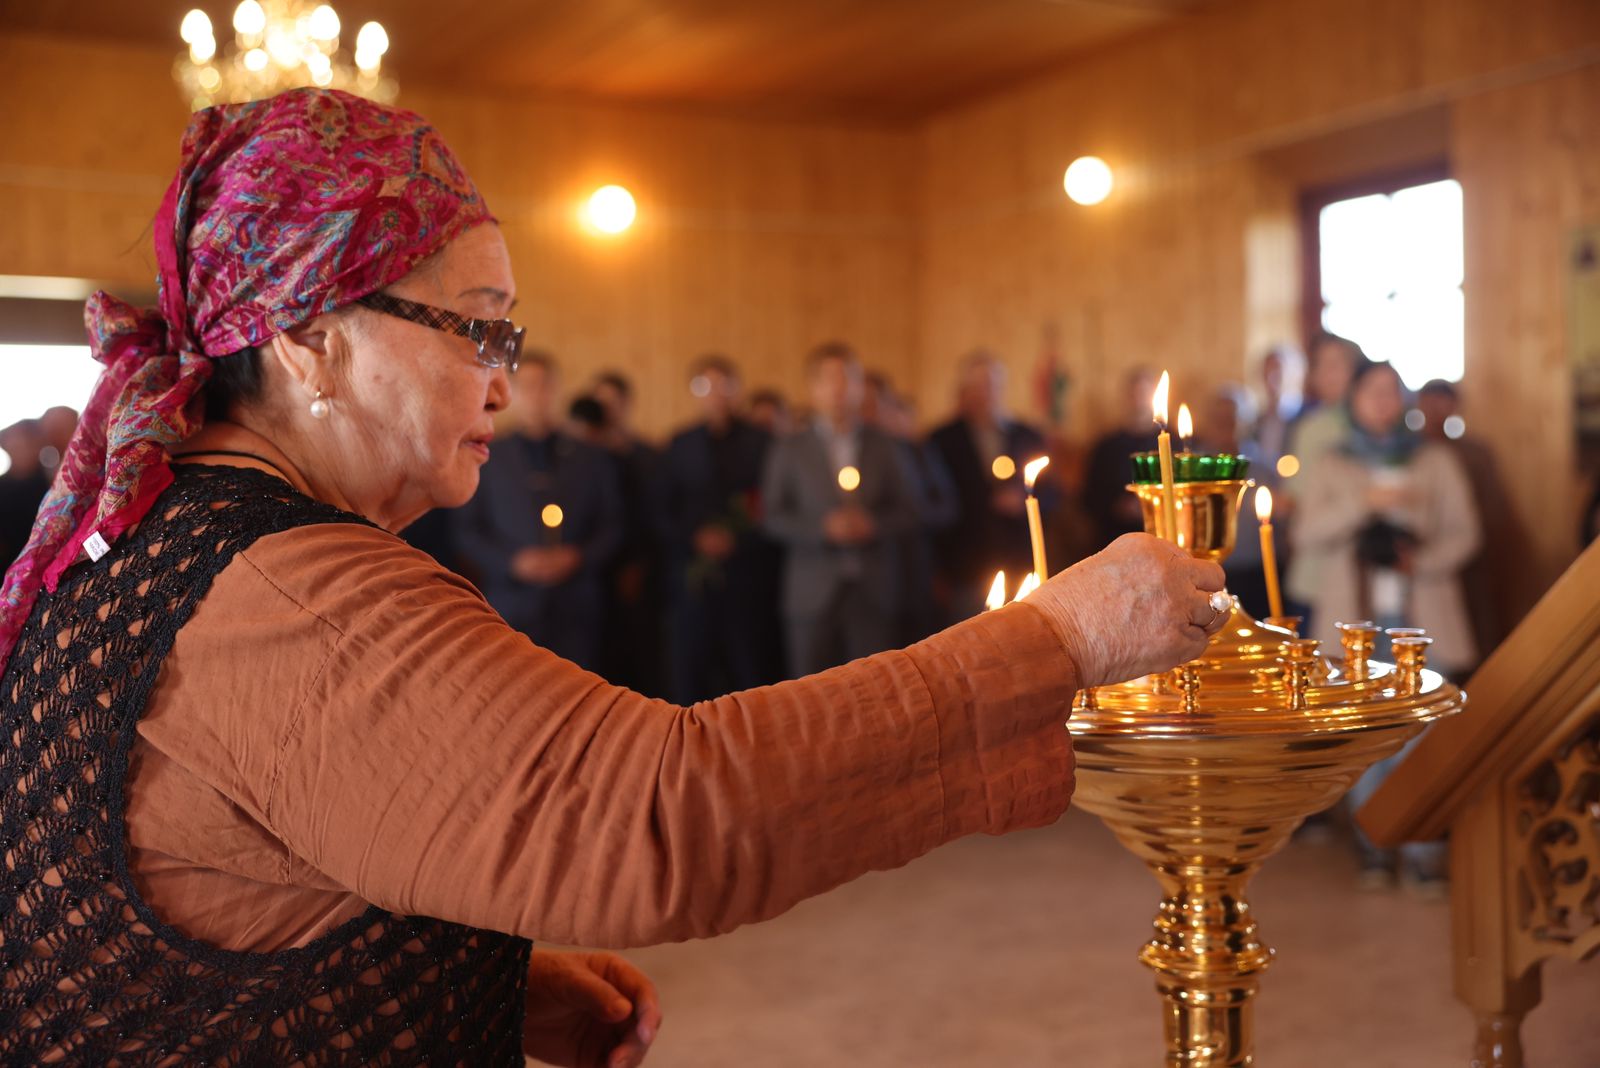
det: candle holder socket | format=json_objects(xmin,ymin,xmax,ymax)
[
  {"xmin": 1125, "ymin": 479, "xmax": 1253, "ymax": 561},
  {"xmin": 1336, "ymin": 620, "xmax": 1380, "ymax": 682},
  {"xmin": 1279, "ymin": 638, "xmax": 1322, "ymax": 711},
  {"xmin": 1263, "ymin": 615, "xmax": 1303, "ymax": 638},
  {"xmin": 1390, "ymin": 634, "xmax": 1433, "ymax": 695}
]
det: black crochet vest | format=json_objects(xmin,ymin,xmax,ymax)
[{"xmin": 0, "ymin": 465, "xmax": 531, "ymax": 1065}]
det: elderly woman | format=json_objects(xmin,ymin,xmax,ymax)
[{"xmin": 0, "ymin": 90, "xmax": 1225, "ymax": 1067}]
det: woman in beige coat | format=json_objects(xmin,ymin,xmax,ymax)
[
  {"xmin": 1293, "ymin": 359, "xmax": 1480, "ymax": 890},
  {"xmin": 1293, "ymin": 361, "xmax": 1481, "ymax": 676}
]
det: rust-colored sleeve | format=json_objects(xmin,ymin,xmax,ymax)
[{"xmin": 222, "ymin": 525, "xmax": 1078, "ymax": 948}]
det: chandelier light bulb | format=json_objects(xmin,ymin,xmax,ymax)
[
  {"xmin": 180, "ymin": 9, "xmax": 213, "ymax": 44},
  {"xmin": 176, "ymin": 1, "xmax": 398, "ymax": 109},
  {"xmin": 1064, "ymin": 155, "xmax": 1114, "ymax": 206},
  {"xmin": 356, "ymin": 21, "xmax": 389, "ymax": 58},
  {"xmin": 266, "ymin": 26, "xmax": 301, "ymax": 68},
  {"xmin": 307, "ymin": 4, "xmax": 340, "ymax": 41},
  {"xmin": 587, "ymin": 185, "xmax": 637, "ymax": 234},
  {"xmin": 233, "ymin": 0, "xmax": 267, "ymax": 37}
]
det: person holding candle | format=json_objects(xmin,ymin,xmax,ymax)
[
  {"xmin": 761, "ymin": 341, "xmax": 922, "ymax": 675},
  {"xmin": 656, "ymin": 355, "xmax": 785, "ymax": 703},
  {"xmin": 1082, "ymin": 366, "xmax": 1160, "ymax": 550},
  {"xmin": 456, "ymin": 353, "xmax": 625, "ymax": 674},
  {"xmin": 0, "ymin": 89, "xmax": 1234, "ymax": 1064},
  {"xmin": 927, "ymin": 349, "xmax": 1052, "ymax": 620}
]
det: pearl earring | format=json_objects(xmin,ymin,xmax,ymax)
[{"xmin": 309, "ymin": 390, "xmax": 331, "ymax": 419}]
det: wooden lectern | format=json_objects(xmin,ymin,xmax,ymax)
[{"xmin": 1360, "ymin": 540, "xmax": 1600, "ymax": 1068}]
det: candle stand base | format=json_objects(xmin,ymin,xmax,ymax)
[{"xmin": 1072, "ymin": 478, "xmax": 1465, "ymax": 1066}]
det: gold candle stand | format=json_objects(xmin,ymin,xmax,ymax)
[{"xmin": 1066, "ymin": 479, "xmax": 1466, "ymax": 1066}]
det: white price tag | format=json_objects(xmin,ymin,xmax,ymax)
[{"xmin": 84, "ymin": 531, "xmax": 111, "ymax": 562}]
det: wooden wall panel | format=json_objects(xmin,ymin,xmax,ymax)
[{"xmin": 1453, "ymin": 67, "xmax": 1600, "ymax": 595}]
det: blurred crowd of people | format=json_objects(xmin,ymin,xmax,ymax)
[
  {"xmin": 3, "ymin": 333, "xmax": 1593, "ymax": 718},
  {"xmin": 404, "ymin": 344, "xmax": 1054, "ymax": 705}
]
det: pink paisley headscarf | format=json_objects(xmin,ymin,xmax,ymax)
[{"xmin": 0, "ymin": 88, "xmax": 492, "ymax": 664}]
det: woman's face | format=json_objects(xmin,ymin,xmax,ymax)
[
  {"xmin": 340, "ymin": 223, "xmax": 515, "ymax": 519},
  {"xmin": 1350, "ymin": 367, "xmax": 1406, "ymax": 435},
  {"xmin": 1310, "ymin": 340, "xmax": 1357, "ymax": 404}
]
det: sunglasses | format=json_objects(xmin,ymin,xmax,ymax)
[{"xmin": 356, "ymin": 291, "xmax": 525, "ymax": 373}]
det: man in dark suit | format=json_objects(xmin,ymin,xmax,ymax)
[
  {"xmin": 763, "ymin": 343, "xmax": 920, "ymax": 676},
  {"xmin": 455, "ymin": 353, "xmax": 623, "ymax": 673},
  {"xmin": 863, "ymin": 373, "xmax": 956, "ymax": 645},
  {"xmin": 590, "ymin": 371, "xmax": 667, "ymax": 697},
  {"xmin": 656, "ymin": 355, "xmax": 783, "ymax": 703},
  {"xmin": 926, "ymin": 349, "xmax": 1051, "ymax": 621},
  {"xmin": 1082, "ymin": 366, "xmax": 1160, "ymax": 552}
]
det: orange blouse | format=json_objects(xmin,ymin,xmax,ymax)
[{"xmin": 126, "ymin": 444, "xmax": 1080, "ymax": 955}]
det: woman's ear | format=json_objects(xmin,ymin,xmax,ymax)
[{"xmin": 264, "ymin": 314, "xmax": 347, "ymax": 400}]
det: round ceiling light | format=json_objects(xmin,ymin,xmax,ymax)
[{"xmin": 1064, "ymin": 156, "xmax": 1114, "ymax": 206}]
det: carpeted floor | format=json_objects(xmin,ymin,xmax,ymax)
[{"xmin": 608, "ymin": 809, "xmax": 1599, "ymax": 1067}]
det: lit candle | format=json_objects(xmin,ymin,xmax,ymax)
[
  {"xmin": 541, "ymin": 502, "xmax": 565, "ymax": 545},
  {"xmin": 1176, "ymin": 403, "xmax": 1194, "ymax": 454},
  {"xmin": 1152, "ymin": 371, "xmax": 1178, "ymax": 544},
  {"xmin": 837, "ymin": 465, "xmax": 861, "ymax": 493},
  {"xmin": 985, "ymin": 570, "xmax": 1007, "ymax": 611},
  {"xmin": 1255, "ymin": 486, "xmax": 1284, "ymax": 619},
  {"xmin": 1023, "ymin": 455, "xmax": 1050, "ymax": 583},
  {"xmin": 1012, "ymin": 571, "xmax": 1040, "ymax": 602}
]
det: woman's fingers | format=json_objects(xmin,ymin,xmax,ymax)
[
  {"xmin": 590, "ymin": 952, "xmax": 660, "ymax": 1067},
  {"xmin": 606, "ymin": 1002, "xmax": 663, "ymax": 1068},
  {"xmin": 548, "ymin": 956, "xmax": 632, "ymax": 1021},
  {"xmin": 1186, "ymin": 588, "xmax": 1218, "ymax": 628},
  {"xmin": 1187, "ymin": 557, "xmax": 1227, "ymax": 592}
]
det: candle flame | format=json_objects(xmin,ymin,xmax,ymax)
[
  {"xmin": 1023, "ymin": 456, "xmax": 1050, "ymax": 490},
  {"xmin": 1254, "ymin": 485, "xmax": 1273, "ymax": 523},
  {"xmin": 1151, "ymin": 370, "xmax": 1170, "ymax": 427},
  {"xmin": 1177, "ymin": 403, "xmax": 1193, "ymax": 441},
  {"xmin": 1013, "ymin": 572, "xmax": 1040, "ymax": 602},
  {"xmin": 837, "ymin": 465, "xmax": 861, "ymax": 492},
  {"xmin": 991, "ymin": 455, "xmax": 1017, "ymax": 480},
  {"xmin": 541, "ymin": 504, "xmax": 565, "ymax": 529},
  {"xmin": 985, "ymin": 571, "xmax": 1007, "ymax": 611}
]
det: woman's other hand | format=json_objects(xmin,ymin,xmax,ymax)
[
  {"xmin": 523, "ymin": 950, "xmax": 663, "ymax": 1068},
  {"xmin": 1028, "ymin": 533, "xmax": 1228, "ymax": 687}
]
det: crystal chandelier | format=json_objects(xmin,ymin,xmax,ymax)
[{"xmin": 174, "ymin": 1, "xmax": 395, "ymax": 111}]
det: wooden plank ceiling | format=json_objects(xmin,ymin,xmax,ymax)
[{"xmin": 0, "ymin": 0, "xmax": 1209, "ymax": 122}]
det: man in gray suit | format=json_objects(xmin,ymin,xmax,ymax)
[{"xmin": 762, "ymin": 342, "xmax": 921, "ymax": 676}]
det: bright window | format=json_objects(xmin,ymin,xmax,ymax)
[
  {"xmin": 1319, "ymin": 178, "xmax": 1464, "ymax": 389},
  {"xmin": 0, "ymin": 345, "xmax": 99, "ymax": 475}
]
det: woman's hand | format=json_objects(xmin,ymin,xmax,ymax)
[
  {"xmin": 523, "ymin": 950, "xmax": 662, "ymax": 1068},
  {"xmin": 1028, "ymin": 533, "xmax": 1229, "ymax": 687}
]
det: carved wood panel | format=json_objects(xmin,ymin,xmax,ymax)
[{"xmin": 1513, "ymin": 712, "xmax": 1600, "ymax": 959}]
